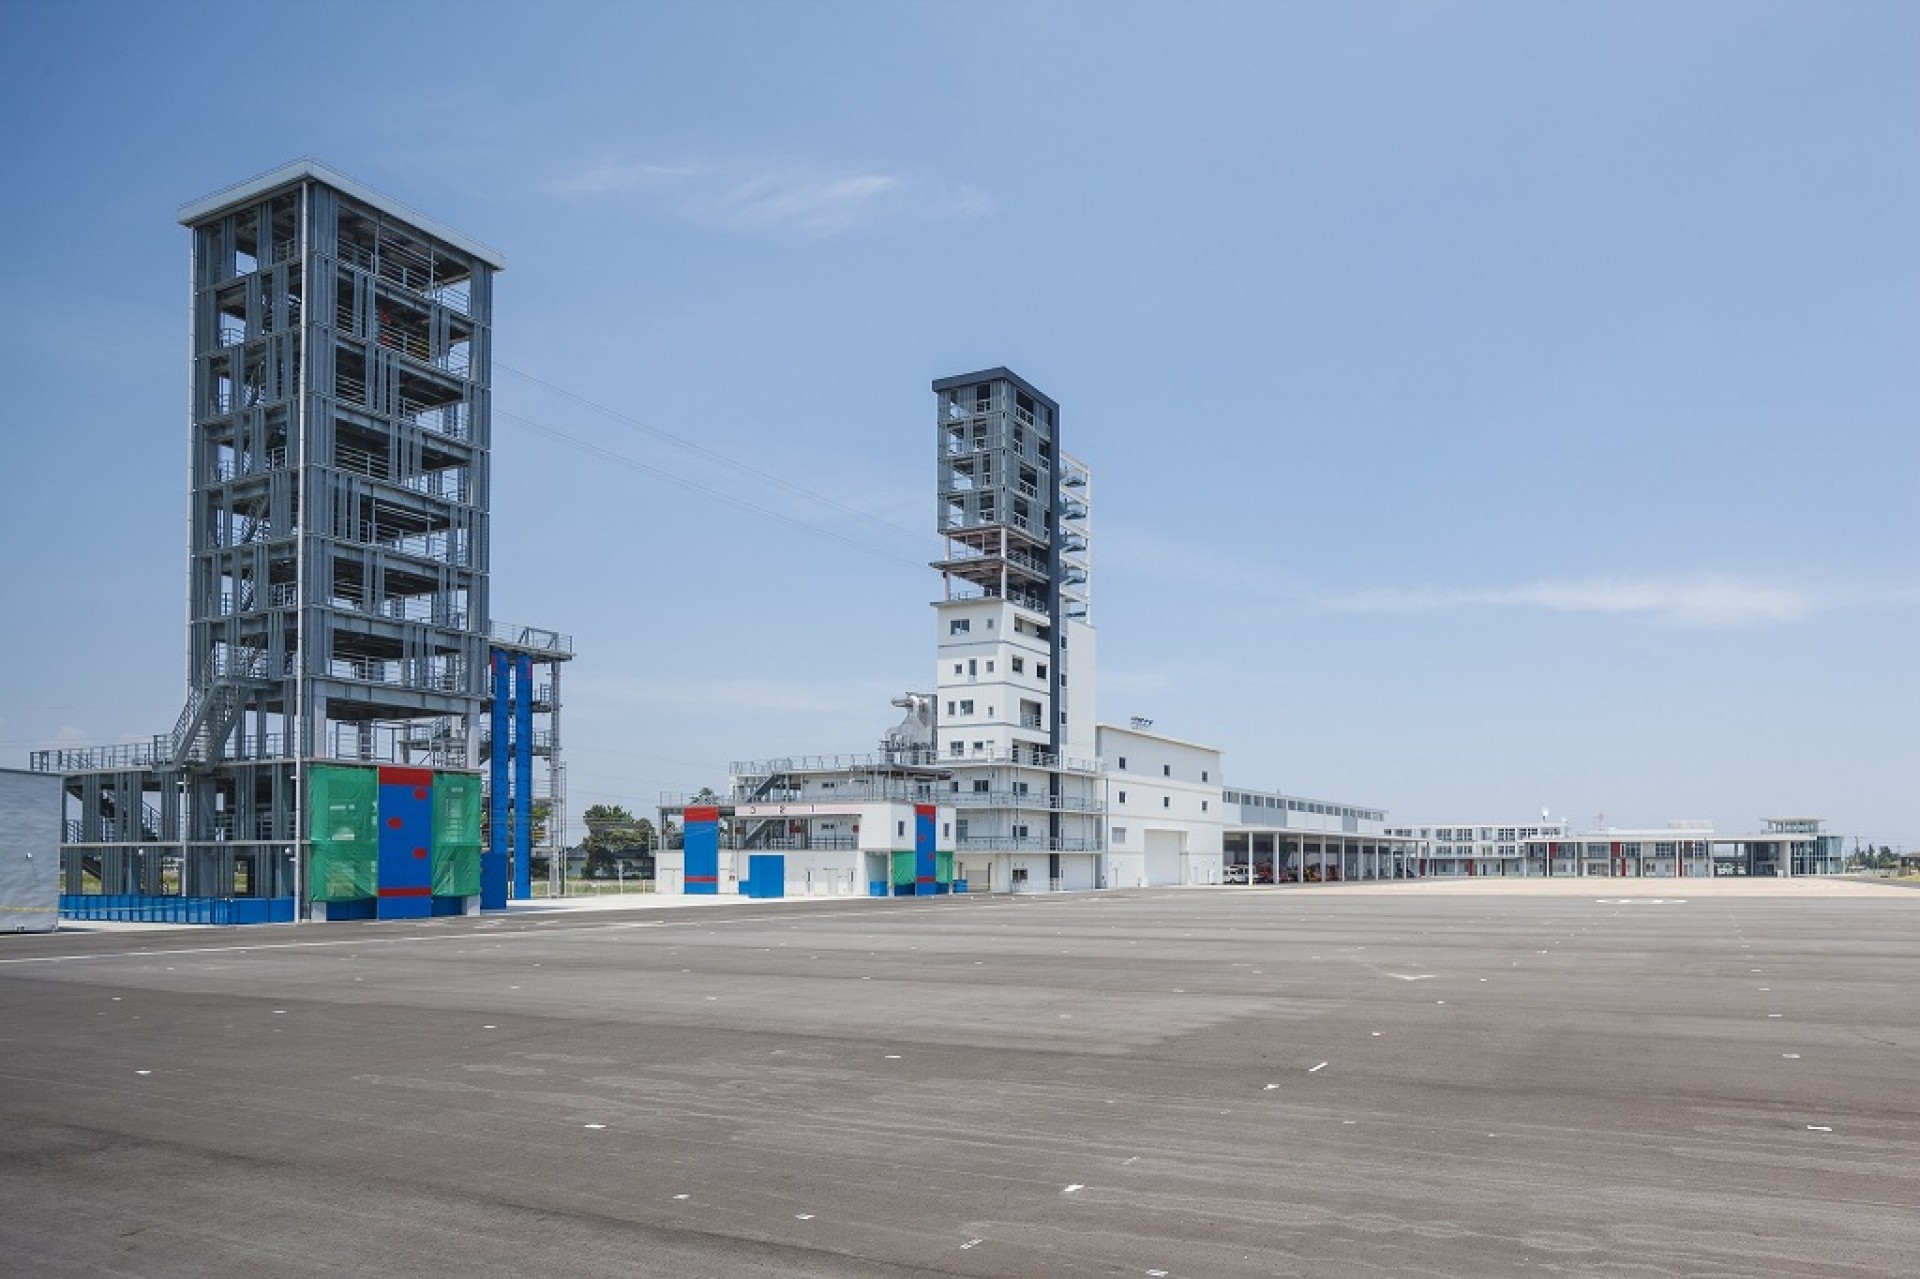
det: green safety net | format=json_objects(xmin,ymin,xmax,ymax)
[
  {"xmin": 432, "ymin": 772, "xmax": 483, "ymax": 898},
  {"xmin": 935, "ymin": 851, "xmax": 953, "ymax": 884},
  {"xmin": 308, "ymin": 766, "xmax": 377, "ymax": 901},
  {"xmin": 891, "ymin": 850, "xmax": 915, "ymax": 887}
]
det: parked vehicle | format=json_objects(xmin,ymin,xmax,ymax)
[{"xmin": 1223, "ymin": 864, "xmax": 1251, "ymax": 884}]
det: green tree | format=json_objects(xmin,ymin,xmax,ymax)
[{"xmin": 579, "ymin": 804, "xmax": 657, "ymax": 879}]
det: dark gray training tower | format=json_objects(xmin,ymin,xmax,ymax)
[{"xmin": 34, "ymin": 161, "xmax": 506, "ymax": 916}]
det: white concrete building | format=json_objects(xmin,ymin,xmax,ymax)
[
  {"xmin": 1384, "ymin": 818, "xmax": 1573, "ymax": 877},
  {"xmin": 655, "ymin": 760, "xmax": 957, "ymax": 897},
  {"xmin": 1389, "ymin": 815, "xmax": 1846, "ymax": 877},
  {"xmin": 1097, "ymin": 723, "xmax": 1223, "ymax": 887},
  {"xmin": 930, "ymin": 370, "xmax": 1104, "ymax": 892}
]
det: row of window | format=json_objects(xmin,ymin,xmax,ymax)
[
  {"xmin": 1113, "ymin": 789, "xmax": 1209, "ymax": 813},
  {"xmin": 1116, "ymin": 756, "xmax": 1210, "ymax": 783},
  {"xmin": 1428, "ymin": 826, "xmax": 1563, "ymax": 841},
  {"xmin": 1224, "ymin": 791, "xmax": 1380, "ymax": 821},
  {"xmin": 949, "ymin": 656, "xmax": 1050, "ymax": 680}
]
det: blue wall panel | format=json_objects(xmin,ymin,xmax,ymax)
[
  {"xmin": 483, "ymin": 652, "xmax": 511, "ymax": 910},
  {"xmin": 513, "ymin": 654, "xmax": 534, "ymax": 900},
  {"xmin": 684, "ymin": 807, "xmax": 719, "ymax": 894},
  {"xmin": 745, "ymin": 854, "xmax": 785, "ymax": 899},
  {"xmin": 377, "ymin": 766, "xmax": 434, "ymax": 919},
  {"xmin": 914, "ymin": 804, "xmax": 937, "ymax": 896}
]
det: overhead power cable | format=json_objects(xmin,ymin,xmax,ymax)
[
  {"xmin": 497, "ymin": 362, "xmax": 925, "ymax": 543},
  {"xmin": 493, "ymin": 407, "xmax": 929, "ymax": 570}
]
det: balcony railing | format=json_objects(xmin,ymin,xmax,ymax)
[{"xmin": 487, "ymin": 622, "xmax": 573, "ymax": 655}]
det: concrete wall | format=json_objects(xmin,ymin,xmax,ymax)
[{"xmin": 0, "ymin": 769, "xmax": 63, "ymax": 932}]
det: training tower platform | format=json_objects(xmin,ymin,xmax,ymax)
[{"xmin": 30, "ymin": 161, "xmax": 565, "ymax": 922}]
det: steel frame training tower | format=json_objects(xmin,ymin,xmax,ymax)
[
  {"xmin": 33, "ymin": 161, "xmax": 506, "ymax": 912},
  {"xmin": 930, "ymin": 368, "xmax": 1102, "ymax": 892}
]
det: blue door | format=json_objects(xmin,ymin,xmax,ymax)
[{"xmin": 745, "ymin": 854, "xmax": 785, "ymax": 899}]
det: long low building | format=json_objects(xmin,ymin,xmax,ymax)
[
  {"xmin": 1388, "ymin": 816, "xmax": 1845, "ymax": 877},
  {"xmin": 1221, "ymin": 789, "xmax": 1426, "ymax": 884}
]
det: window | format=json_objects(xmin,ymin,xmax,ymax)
[
  {"xmin": 986, "ymin": 619, "xmax": 994, "ymax": 630},
  {"xmin": 986, "ymin": 661, "xmax": 995, "ymax": 673},
  {"xmin": 1117, "ymin": 790, "xmax": 1127, "ymax": 804},
  {"xmin": 973, "ymin": 780, "xmax": 989, "ymax": 793},
  {"xmin": 1012, "ymin": 824, "xmax": 1029, "ymax": 839},
  {"xmin": 946, "ymin": 701, "xmax": 956, "ymax": 716},
  {"xmin": 943, "ymin": 823, "xmax": 951, "ymax": 839},
  {"xmin": 897, "ymin": 821, "xmax": 905, "ymax": 837},
  {"xmin": 950, "ymin": 741, "xmax": 964, "ymax": 757},
  {"xmin": 950, "ymin": 619, "xmax": 970, "ymax": 635},
  {"xmin": 968, "ymin": 659, "xmax": 977, "ymax": 676},
  {"xmin": 1117, "ymin": 756, "xmax": 1127, "ymax": 770},
  {"xmin": 1202, "ymin": 770, "xmax": 1209, "ymax": 783},
  {"xmin": 953, "ymin": 663, "xmax": 963, "ymax": 675},
  {"xmin": 1162, "ymin": 764, "xmax": 1171, "ymax": 777},
  {"xmin": 1202, "ymin": 800, "xmax": 1209, "ymax": 812},
  {"xmin": 1035, "ymin": 663, "xmax": 1048, "ymax": 679},
  {"xmin": 1163, "ymin": 797, "xmax": 1171, "ymax": 809},
  {"xmin": 1112, "ymin": 826, "xmax": 1128, "ymax": 842},
  {"xmin": 1011, "ymin": 656, "xmax": 1024, "ymax": 674},
  {"xmin": 972, "ymin": 741, "xmax": 985, "ymax": 753},
  {"xmin": 959, "ymin": 700, "xmax": 974, "ymax": 715}
]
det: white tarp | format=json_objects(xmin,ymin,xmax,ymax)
[{"xmin": 0, "ymin": 769, "xmax": 62, "ymax": 932}]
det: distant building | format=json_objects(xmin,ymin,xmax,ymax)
[{"xmin": 1389, "ymin": 816, "xmax": 1845, "ymax": 877}]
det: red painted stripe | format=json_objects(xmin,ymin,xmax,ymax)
[
  {"xmin": 915, "ymin": 804, "xmax": 936, "ymax": 819},
  {"xmin": 686, "ymin": 875, "xmax": 718, "ymax": 884},
  {"xmin": 379, "ymin": 766, "xmax": 434, "ymax": 787},
  {"xmin": 377, "ymin": 885, "xmax": 433, "ymax": 898},
  {"xmin": 685, "ymin": 806, "xmax": 720, "ymax": 823}
]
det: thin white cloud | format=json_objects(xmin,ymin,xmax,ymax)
[
  {"xmin": 1322, "ymin": 576, "xmax": 1821, "ymax": 627},
  {"xmin": 550, "ymin": 157, "xmax": 993, "ymax": 238}
]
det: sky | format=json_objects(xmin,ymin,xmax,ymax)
[{"xmin": 0, "ymin": 1, "xmax": 1914, "ymax": 847}]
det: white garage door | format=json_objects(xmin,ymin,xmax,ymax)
[{"xmin": 1145, "ymin": 830, "xmax": 1184, "ymax": 885}]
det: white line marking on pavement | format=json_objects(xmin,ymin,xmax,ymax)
[
  {"xmin": 1309, "ymin": 1062, "xmax": 1328, "ymax": 1073},
  {"xmin": 1807, "ymin": 1125, "xmax": 1832, "ymax": 1132},
  {"xmin": 1388, "ymin": 973, "xmax": 1435, "ymax": 981},
  {"xmin": 583, "ymin": 1123, "xmax": 606, "ymax": 1129}
]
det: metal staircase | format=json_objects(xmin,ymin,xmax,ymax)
[{"xmin": 166, "ymin": 647, "xmax": 273, "ymax": 767}]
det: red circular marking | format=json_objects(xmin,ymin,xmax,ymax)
[
  {"xmin": 414, "ymin": 787, "xmax": 429, "ymax": 800},
  {"xmin": 413, "ymin": 847, "xmax": 427, "ymax": 859},
  {"xmin": 387, "ymin": 816, "xmax": 402, "ymax": 829}
]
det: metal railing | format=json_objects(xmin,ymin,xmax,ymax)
[
  {"xmin": 213, "ymin": 446, "xmax": 288, "ymax": 482},
  {"xmin": 60, "ymin": 895, "xmax": 294, "ymax": 926},
  {"xmin": 487, "ymin": 621, "xmax": 574, "ymax": 655},
  {"xmin": 327, "ymin": 656, "xmax": 468, "ymax": 690},
  {"xmin": 732, "ymin": 747, "xmax": 1099, "ymax": 778},
  {"xmin": 322, "ymin": 723, "xmax": 470, "ymax": 766}
]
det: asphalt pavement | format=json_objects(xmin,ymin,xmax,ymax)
[{"xmin": 3, "ymin": 880, "xmax": 1917, "ymax": 1276}]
